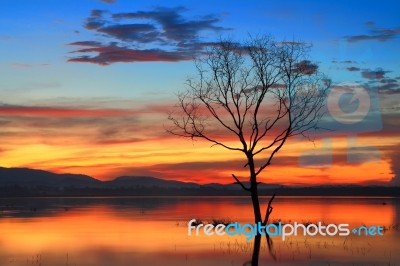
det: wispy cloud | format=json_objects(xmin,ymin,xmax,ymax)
[
  {"xmin": 11, "ymin": 63, "xmax": 50, "ymax": 68},
  {"xmin": 361, "ymin": 68, "xmax": 387, "ymax": 79},
  {"xmin": 68, "ymin": 43, "xmax": 192, "ymax": 65},
  {"xmin": 0, "ymin": 102, "xmax": 175, "ymax": 152},
  {"xmin": 365, "ymin": 21, "xmax": 375, "ymax": 27},
  {"xmin": 345, "ymin": 24, "xmax": 400, "ymax": 43},
  {"xmin": 98, "ymin": 0, "xmax": 116, "ymax": 4},
  {"xmin": 378, "ymin": 78, "xmax": 400, "ymax": 95},
  {"xmin": 0, "ymin": 105, "xmax": 139, "ymax": 117},
  {"xmin": 347, "ymin": 66, "xmax": 360, "ymax": 72},
  {"xmin": 332, "ymin": 60, "xmax": 356, "ymax": 64},
  {"xmin": 68, "ymin": 6, "xmax": 230, "ymax": 65}
]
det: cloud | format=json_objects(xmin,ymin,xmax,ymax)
[
  {"xmin": 90, "ymin": 9, "xmax": 107, "ymax": 18},
  {"xmin": 84, "ymin": 143, "xmax": 388, "ymax": 182},
  {"xmin": 68, "ymin": 43, "xmax": 193, "ymax": 65},
  {"xmin": 346, "ymin": 66, "xmax": 360, "ymax": 72},
  {"xmin": 0, "ymin": 101, "xmax": 176, "ymax": 152},
  {"xmin": 380, "ymin": 78, "xmax": 397, "ymax": 83},
  {"xmin": 69, "ymin": 41, "xmax": 103, "ymax": 47},
  {"xmin": 381, "ymin": 87, "xmax": 400, "ymax": 95},
  {"xmin": 111, "ymin": 7, "xmax": 227, "ymax": 42},
  {"xmin": 361, "ymin": 69, "xmax": 386, "ymax": 79},
  {"xmin": 377, "ymin": 78, "xmax": 400, "ymax": 95},
  {"xmin": 98, "ymin": 0, "xmax": 116, "ymax": 4},
  {"xmin": 345, "ymin": 25, "xmax": 400, "ymax": 43},
  {"xmin": 68, "ymin": 6, "xmax": 230, "ymax": 65},
  {"xmin": 293, "ymin": 60, "xmax": 318, "ymax": 75},
  {"xmin": 11, "ymin": 63, "xmax": 49, "ymax": 68},
  {"xmin": 332, "ymin": 60, "xmax": 357, "ymax": 64},
  {"xmin": 0, "ymin": 105, "xmax": 140, "ymax": 117},
  {"xmin": 365, "ymin": 21, "xmax": 375, "ymax": 27},
  {"xmin": 85, "ymin": 21, "xmax": 105, "ymax": 30},
  {"xmin": 96, "ymin": 24, "xmax": 158, "ymax": 42},
  {"xmin": 346, "ymin": 34, "xmax": 393, "ymax": 42}
]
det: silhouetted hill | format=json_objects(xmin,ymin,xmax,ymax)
[
  {"xmin": 0, "ymin": 166, "xmax": 399, "ymax": 197},
  {"xmin": 204, "ymin": 182, "xmax": 282, "ymax": 190},
  {"xmin": 0, "ymin": 167, "xmax": 101, "ymax": 188},
  {"xmin": 107, "ymin": 176, "xmax": 199, "ymax": 188}
]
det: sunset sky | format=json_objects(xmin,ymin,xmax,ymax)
[{"xmin": 0, "ymin": 0, "xmax": 399, "ymax": 185}]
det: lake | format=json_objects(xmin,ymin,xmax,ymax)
[{"xmin": 0, "ymin": 196, "xmax": 399, "ymax": 265}]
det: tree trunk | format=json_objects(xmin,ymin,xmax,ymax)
[
  {"xmin": 243, "ymin": 234, "xmax": 261, "ymax": 266},
  {"xmin": 250, "ymin": 182, "xmax": 262, "ymax": 223},
  {"xmin": 247, "ymin": 154, "xmax": 262, "ymax": 223},
  {"xmin": 251, "ymin": 234, "xmax": 261, "ymax": 266}
]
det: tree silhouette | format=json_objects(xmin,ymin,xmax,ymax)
[{"xmin": 168, "ymin": 34, "xmax": 330, "ymax": 264}]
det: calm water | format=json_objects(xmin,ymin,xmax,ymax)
[{"xmin": 0, "ymin": 196, "xmax": 399, "ymax": 265}]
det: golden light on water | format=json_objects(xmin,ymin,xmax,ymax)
[{"xmin": 1, "ymin": 197, "xmax": 399, "ymax": 265}]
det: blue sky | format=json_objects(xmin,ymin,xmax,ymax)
[{"xmin": 1, "ymin": 0, "xmax": 399, "ymax": 104}]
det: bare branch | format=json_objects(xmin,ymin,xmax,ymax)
[
  {"xmin": 263, "ymin": 193, "xmax": 276, "ymax": 225},
  {"xmin": 168, "ymin": 34, "xmax": 330, "ymax": 200},
  {"xmin": 232, "ymin": 174, "xmax": 251, "ymax": 191}
]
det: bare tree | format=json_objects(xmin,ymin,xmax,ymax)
[{"xmin": 168, "ymin": 34, "xmax": 329, "ymax": 227}]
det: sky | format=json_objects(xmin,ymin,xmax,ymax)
[{"xmin": 0, "ymin": 0, "xmax": 399, "ymax": 185}]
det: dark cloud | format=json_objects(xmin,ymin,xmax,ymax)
[
  {"xmin": 85, "ymin": 19, "xmax": 105, "ymax": 30},
  {"xmin": 379, "ymin": 79, "xmax": 400, "ymax": 94},
  {"xmin": 361, "ymin": 69, "xmax": 386, "ymax": 79},
  {"xmin": 380, "ymin": 82, "xmax": 399, "ymax": 90},
  {"xmin": 346, "ymin": 34, "xmax": 393, "ymax": 42},
  {"xmin": 332, "ymin": 60, "xmax": 356, "ymax": 64},
  {"xmin": 111, "ymin": 7, "xmax": 227, "ymax": 42},
  {"xmin": 68, "ymin": 44, "xmax": 192, "ymax": 65},
  {"xmin": 97, "ymin": 24, "xmax": 159, "ymax": 42},
  {"xmin": 91, "ymin": 9, "xmax": 107, "ymax": 18},
  {"xmin": 347, "ymin": 66, "xmax": 360, "ymax": 72},
  {"xmin": 362, "ymin": 79, "xmax": 400, "ymax": 98},
  {"xmin": 371, "ymin": 28, "xmax": 400, "ymax": 35},
  {"xmin": 380, "ymin": 78, "xmax": 397, "ymax": 84},
  {"xmin": 345, "ymin": 26, "xmax": 400, "ymax": 43},
  {"xmin": 380, "ymin": 87, "xmax": 400, "ymax": 95},
  {"xmin": 293, "ymin": 60, "xmax": 318, "ymax": 75},
  {"xmin": 68, "ymin": 6, "xmax": 230, "ymax": 65},
  {"xmin": 69, "ymin": 41, "xmax": 103, "ymax": 47},
  {"xmin": 98, "ymin": 0, "xmax": 116, "ymax": 4},
  {"xmin": 365, "ymin": 21, "xmax": 375, "ymax": 27}
]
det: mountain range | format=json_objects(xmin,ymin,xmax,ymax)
[
  {"xmin": 0, "ymin": 167, "xmax": 199, "ymax": 189},
  {"xmin": 0, "ymin": 166, "xmax": 399, "ymax": 197}
]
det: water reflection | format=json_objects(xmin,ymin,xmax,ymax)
[{"xmin": 0, "ymin": 196, "xmax": 399, "ymax": 265}]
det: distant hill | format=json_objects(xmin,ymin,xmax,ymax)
[
  {"xmin": 106, "ymin": 176, "xmax": 199, "ymax": 188},
  {"xmin": 0, "ymin": 167, "xmax": 199, "ymax": 189},
  {"xmin": 204, "ymin": 182, "xmax": 282, "ymax": 190},
  {"xmin": 0, "ymin": 166, "xmax": 399, "ymax": 197},
  {"xmin": 0, "ymin": 167, "xmax": 101, "ymax": 188}
]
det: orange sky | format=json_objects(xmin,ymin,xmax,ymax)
[{"xmin": 0, "ymin": 101, "xmax": 398, "ymax": 185}]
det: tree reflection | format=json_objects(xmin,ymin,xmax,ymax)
[{"xmin": 243, "ymin": 232, "xmax": 276, "ymax": 265}]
